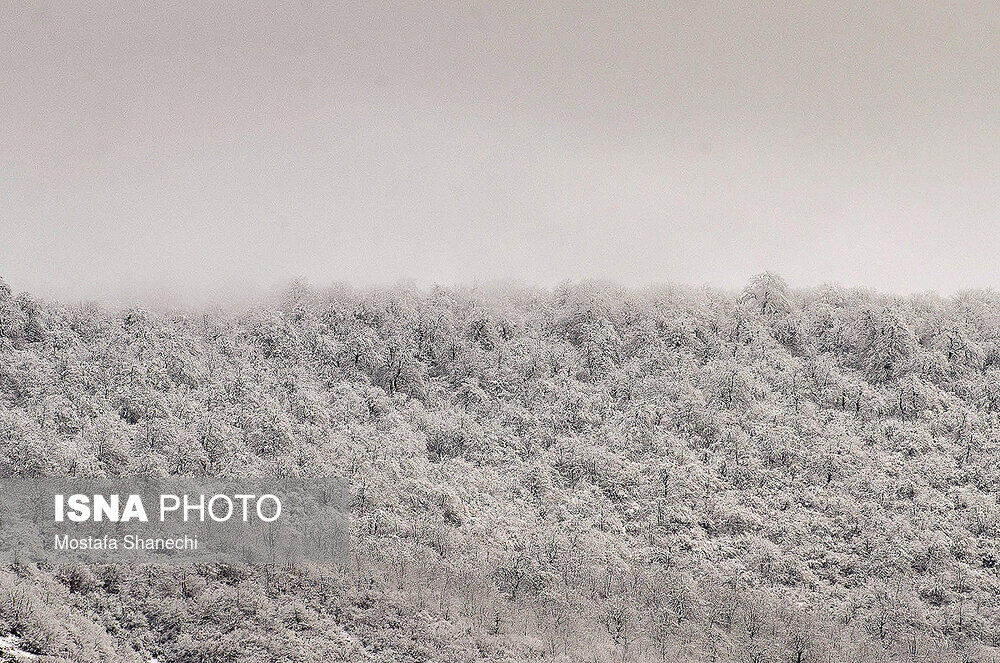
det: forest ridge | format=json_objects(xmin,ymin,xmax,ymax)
[{"xmin": 0, "ymin": 273, "xmax": 999, "ymax": 662}]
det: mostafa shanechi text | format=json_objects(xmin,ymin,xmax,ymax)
[{"xmin": 54, "ymin": 533, "xmax": 199, "ymax": 551}]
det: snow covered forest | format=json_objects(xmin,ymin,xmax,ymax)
[{"xmin": 2, "ymin": 272, "xmax": 1000, "ymax": 662}]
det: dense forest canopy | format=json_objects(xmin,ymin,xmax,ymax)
[{"xmin": 1, "ymin": 273, "xmax": 1000, "ymax": 662}]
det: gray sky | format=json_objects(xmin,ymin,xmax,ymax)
[{"xmin": 3, "ymin": 1, "xmax": 1000, "ymax": 302}]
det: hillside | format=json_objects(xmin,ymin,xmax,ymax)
[{"xmin": 1, "ymin": 273, "xmax": 1000, "ymax": 662}]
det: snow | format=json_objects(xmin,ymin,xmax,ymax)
[{"xmin": 0, "ymin": 634, "xmax": 37, "ymax": 660}]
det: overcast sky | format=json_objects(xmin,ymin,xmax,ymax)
[{"xmin": 3, "ymin": 2, "xmax": 1000, "ymax": 302}]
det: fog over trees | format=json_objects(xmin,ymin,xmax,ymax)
[{"xmin": 2, "ymin": 273, "xmax": 1000, "ymax": 662}]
